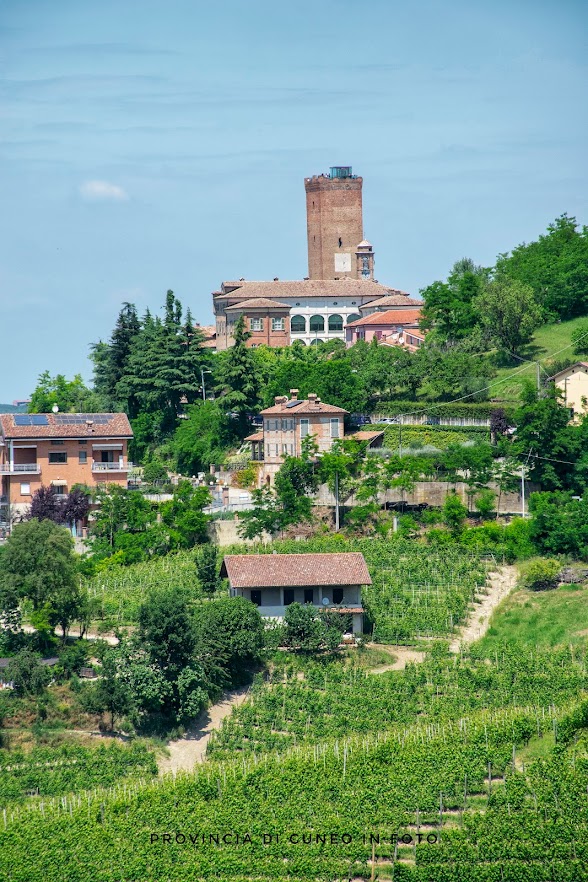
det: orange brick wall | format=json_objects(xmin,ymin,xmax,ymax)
[
  {"xmin": 2, "ymin": 438, "xmax": 129, "ymax": 504},
  {"xmin": 305, "ymin": 176, "xmax": 363, "ymax": 280}
]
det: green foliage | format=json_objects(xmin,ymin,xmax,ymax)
[
  {"xmin": 5, "ymin": 650, "xmax": 50, "ymax": 697},
  {"xmin": 495, "ymin": 214, "xmax": 588, "ymax": 321},
  {"xmin": 474, "ymin": 275, "xmax": 542, "ymax": 354},
  {"xmin": 519, "ymin": 557, "xmax": 561, "ymax": 592},
  {"xmin": 419, "ymin": 257, "xmax": 489, "ymax": 342},
  {"xmin": 215, "ymin": 315, "xmax": 262, "ymax": 437},
  {"xmin": 159, "ymin": 480, "xmax": 210, "ymax": 548},
  {"xmin": 513, "ymin": 385, "xmax": 576, "ymax": 489},
  {"xmin": 173, "ymin": 401, "xmax": 235, "ymax": 475},
  {"xmin": 442, "ymin": 493, "xmax": 468, "ymax": 536},
  {"xmin": 138, "ymin": 588, "xmax": 196, "ymax": 678},
  {"xmin": 0, "ymin": 520, "xmax": 82, "ymax": 638},
  {"xmin": 474, "ymin": 488, "xmax": 496, "ymax": 520},
  {"xmin": 238, "ymin": 454, "xmax": 317, "ymax": 539},
  {"xmin": 193, "ymin": 596, "xmax": 264, "ymax": 685},
  {"xmin": 28, "ymin": 371, "xmax": 104, "ymax": 414},
  {"xmin": 195, "ymin": 544, "xmax": 220, "ymax": 595},
  {"xmin": 529, "ymin": 492, "xmax": 588, "ymax": 558},
  {"xmin": 283, "ymin": 603, "xmax": 342, "ymax": 652},
  {"xmin": 571, "ymin": 321, "xmax": 588, "ymax": 356},
  {"xmin": 141, "ymin": 459, "xmax": 168, "ymax": 484}
]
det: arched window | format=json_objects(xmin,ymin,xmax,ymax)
[
  {"xmin": 328, "ymin": 314, "xmax": 343, "ymax": 332},
  {"xmin": 346, "ymin": 313, "xmax": 361, "ymax": 325},
  {"xmin": 309, "ymin": 315, "xmax": 325, "ymax": 332},
  {"xmin": 290, "ymin": 314, "xmax": 306, "ymax": 333},
  {"xmin": 310, "ymin": 338, "xmax": 323, "ymax": 346}
]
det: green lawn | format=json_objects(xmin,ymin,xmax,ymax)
[
  {"xmin": 490, "ymin": 315, "xmax": 588, "ymax": 403},
  {"xmin": 477, "ymin": 581, "xmax": 588, "ymax": 652}
]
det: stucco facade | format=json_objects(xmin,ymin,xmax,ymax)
[
  {"xmin": 0, "ymin": 413, "xmax": 133, "ymax": 520},
  {"xmin": 551, "ymin": 362, "xmax": 588, "ymax": 421}
]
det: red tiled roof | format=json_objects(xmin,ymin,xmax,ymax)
[
  {"xmin": 349, "ymin": 430, "xmax": 385, "ymax": 442},
  {"xmin": 0, "ymin": 413, "xmax": 133, "ymax": 440},
  {"xmin": 260, "ymin": 398, "xmax": 348, "ymax": 416},
  {"xmin": 220, "ymin": 553, "xmax": 372, "ymax": 588},
  {"xmin": 347, "ymin": 308, "xmax": 422, "ymax": 328},
  {"xmin": 360, "ymin": 294, "xmax": 421, "ymax": 309},
  {"xmin": 226, "ymin": 297, "xmax": 291, "ymax": 310},
  {"xmin": 216, "ymin": 280, "xmax": 411, "ymax": 300},
  {"xmin": 244, "ymin": 431, "xmax": 264, "ymax": 442}
]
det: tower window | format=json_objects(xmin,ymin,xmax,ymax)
[{"xmin": 338, "ymin": 237, "xmax": 342, "ymax": 248}]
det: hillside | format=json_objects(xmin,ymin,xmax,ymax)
[{"xmin": 491, "ymin": 314, "xmax": 588, "ymax": 403}]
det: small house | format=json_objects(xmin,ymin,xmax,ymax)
[{"xmin": 220, "ymin": 552, "xmax": 372, "ymax": 634}]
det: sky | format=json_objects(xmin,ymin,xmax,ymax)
[{"xmin": 0, "ymin": 0, "xmax": 587, "ymax": 402}]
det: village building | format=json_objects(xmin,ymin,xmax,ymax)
[
  {"xmin": 0, "ymin": 412, "xmax": 133, "ymax": 520},
  {"xmin": 550, "ymin": 362, "xmax": 588, "ymax": 421},
  {"xmin": 345, "ymin": 308, "xmax": 423, "ymax": 348},
  {"xmin": 221, "ymin": 551, "xmax": 371, "ymax": 634},
  {"xmin": 212, "ymin": 167, "xmax": 421, "ymax": 350},
  {"xmin": 245, "ymin": 390, "xmax": 347, "ymax": 485}
]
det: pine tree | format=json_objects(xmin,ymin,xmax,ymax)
[{"xmin": 215, "ymin": 315, "xmax": 261, "ymax": 437}]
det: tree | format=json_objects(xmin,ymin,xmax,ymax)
[
  {"xmin": 215, "ymin": 315, "xmax": 262, "ymax": 437},
  {"xmin": 283, "ymin": 603, "xmax": 341, "ymax": 652},
  {"xmin": 474, "ymin": 275, "xmax": 542, "ymax": 354},
  {"xmin": 495, "ymin": 214, "xmax": 588, "ymax": 321},
  {"xmin": 138, "ymin": 588, "xmax": 196, "ymax": 679},
  {"xmin": 82, "ymin": 649, "xmax": 135, "ymax": 731},
  {"xmin": 571, "ymin": 321, "xmax": 588, "ymax": 357},
  {"xmin": 61, "ymin": 487, "xmax": 91, "ymax": 530},
  {"xmin": 420, "ymin": 258, "xmax": 489, "ymax": 342},
  {"xmin": 88, "ymin": 485, "xmax": 153, "ymax": 555},
  {"xmin": 28, "ymin": 485, "xmax": 64, "ymax": 523},
  {"xmin": 475, "ymin": 488, "xmax": 496, "ymax": 520},
  {"xmin": 28, "ymin": 371, "xmax": 104, "ymax": 414},
  {"xmin": 195, "ymin": 544, "xmax": 219, "ymax": 596},
  {"xmin": 90, "ymin": 302, "xmax": 140, "ymax": 410},
  {"xmin": 159, "ymin": 480, "xmax": 210, "ymax": 549},
  {"xmin": 528, "ymin": 492, "xmax": 588, "ymax": 558},
  {"xmin": 173, "ymin": 401, "xmax": 235, "ymax": 475},
  {"xmin": 5, "ymin": 650, "xmax": 50, "ymax": 697},
  {"xmin": 0, "ymin": 520, "xmax": 81, "ymax": 638},
  {"xmin": 193, "ymin": 596, "xmax": 264, "ymax": 686},
  {"xmin": 513, "ymin": 385, "xmax": 574, "ymax": 489},
  {"xmin": 442, "ymin": 492, "xmax": 468, "ymax": 537}
]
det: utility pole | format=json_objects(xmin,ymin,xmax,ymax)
[
  {"xmin": 335, "ymin": 470, "xmax": 340, "ymax": 531},
  {"xmin": 521, "ymin": 465, "xmax": 526, "ymax": 518}
]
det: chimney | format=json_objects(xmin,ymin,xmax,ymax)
[
  {"xmin": 274, "ymin": 395, "xmax": 288, "ymax": 405},
  {"xmin": 308, "ymin": 393, "xmax": 318, "ymax": 403},
  {"xmin": 289, "ymin": 389, "xmax": 299, "ymax": 399}
]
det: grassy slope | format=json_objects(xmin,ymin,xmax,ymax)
[
  {"xmin": 476, "ymin": 581, "xmax": 588, "ymax": 652},
  {"xmin": 491, "ymin": 314, "xmax": 588, "ymax": 403}
]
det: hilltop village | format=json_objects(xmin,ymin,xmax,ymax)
[{"xmin": 2, "ymin": 167, "xmax": 588, "ymax": 881}]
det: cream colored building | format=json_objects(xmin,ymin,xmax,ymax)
[
  {"xmin": 551, "ymin": 362, "xmax": 588, "ymax": 421},
  {"xmin": 245, "ymin": 390, "xmax": 347, "ymax": 485}
]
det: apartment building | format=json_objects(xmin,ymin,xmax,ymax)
[
  {"xmin": 245, "ymin": 390, "xmax": 348, "ymax": 485},
  {"xmin": 0, "ymin": 412, "xmax": 133, "ymax": 520}
]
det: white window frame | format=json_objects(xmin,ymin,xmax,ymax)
[
  {"xmin": 20, "ymin": 482, "xmax": 31, "ymax": 496},
  {"xmin": 300, "ymin": 419, "xmax": 309, "ymax": 438},
  {"xmin": 330, "ymin": 418, "xmax": 340, "ymax": 438},
  {"xmin": 250, "ymin": 317, "xmax": 264, "ymax": 331},
  {"xmin": 271, "ymin": 317, "xmax": 285, "ymax": 331}
]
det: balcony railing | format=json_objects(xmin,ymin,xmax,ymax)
[
  {"xmin": 91, "ymin": 462, "xmax": 128, "ymax": 472},
  {"xmin": 0, "ymin": 463, "xmax": 41, "ymax": 474}
]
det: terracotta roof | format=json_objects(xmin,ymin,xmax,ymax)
[
  {"xmin": 244, "ymin": 431, "xmax": 264, "ymax": 442},
  {"xmin": 260, "ymin": 398, "xmax": 348, "ymax": 416},
  {"xmin": 0, "ymin": 413, "xmax": 133, "ymax": 440},
  {"xmin": 221, "ymin": 553, "xmax": 372, "ymax": 588},
  {"xmin": 347, "ymin": 309, "xmax": 422, "ymax": 328},
  {"xmin": 360, "ymin": 293, "xmax": 421, "ymax": 310},
  {"xmin": 349, "ymin": 430, "xmax": 385, "ymax": 442},
  {"xmin": 216, "ymin": 279, "xmax": 411, "ymax": 300},
  {"xmin": 225, "ymin": 297, "xmax": 291, "ymax": 310}
]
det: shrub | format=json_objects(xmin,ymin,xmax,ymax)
[{"xmin": 519, "ymin": 558, "xmax": 561, "ymax": 592}]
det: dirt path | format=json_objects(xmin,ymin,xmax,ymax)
[
  {"xmin": 366, "ymin": 644, "xmax": 426, "ymax": 673},
  {"xmin": 449, "ymin": 565, "xmax": 518, "ymax": 652},
  {"xmin": 158, "ymin": 686, "xmax": 250, "ymax": 776},
  {"xmin": 21, "ymin": 624, "xmax": 119, "ymax": 645}
]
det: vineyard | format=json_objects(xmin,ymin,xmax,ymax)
[
  {"xmin": 206, "ymin": 645, "xmax": 588, "ymax": 759},
  {"xmin": 84, "ymin": 551, "xmax": 204, "ymax": 624},
  {"xmin": 0, "ymin": 742, "xmax": 157, "ymax": 807},
  {"xmin": 226, "ymin": 537, "xmax": 491, "ymax": 642},
  {"xmin": 376, "ymin": 423, "xmax": 490, "ymax": 450},
  {"xmin": 1, "ymin": 704, "xmax": 587, "ymax": 880}
]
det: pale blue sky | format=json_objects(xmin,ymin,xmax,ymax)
[{"xmin": 1, "ymin": 0, "xmax": 586, "ymax": 401}]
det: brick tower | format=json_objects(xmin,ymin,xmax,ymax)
[{"xmin": 304, "ymin": 166, "xmax": 373, "ymax": 280}]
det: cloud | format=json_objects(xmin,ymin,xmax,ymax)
[{"xmin": 79, "ymin": 180, "xmax": 129, "ymax": 201}]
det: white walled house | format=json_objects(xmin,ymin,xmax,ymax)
[{"xmin": 221, "ymin": 552, "xmax": 371, "ymax": 634}]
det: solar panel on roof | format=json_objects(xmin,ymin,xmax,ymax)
[
  {"xmin": 14, "ymin": 414, "xmax": 48, "ymax": 426},
  {"xmin": 285, "ymin": 400, "xmax": 303, "ymax": 408},
  {"xmin": 53, "ymin": 414, "xmax": 111, "ymax": 425}
]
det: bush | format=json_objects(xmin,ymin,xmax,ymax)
[{"xmin": 519, "ymin": 558, "xmax": 561, "ymax": 592}]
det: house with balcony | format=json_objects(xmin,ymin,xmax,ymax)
[
  {"xmin": 0, "ymin": 412, "xmax": 133, "ymax": 521},
  {"xmin": 244, "ymin": 390, "xmax": 348, "ymax": 485},
  {"xmin": 221, "ymin": 552, "xmax": 371, "ymax": 634}
]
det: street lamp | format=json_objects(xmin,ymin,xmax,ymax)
[{"xmin": 200, "ymin": 368, "xmax": 212, "ymax": 402}]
